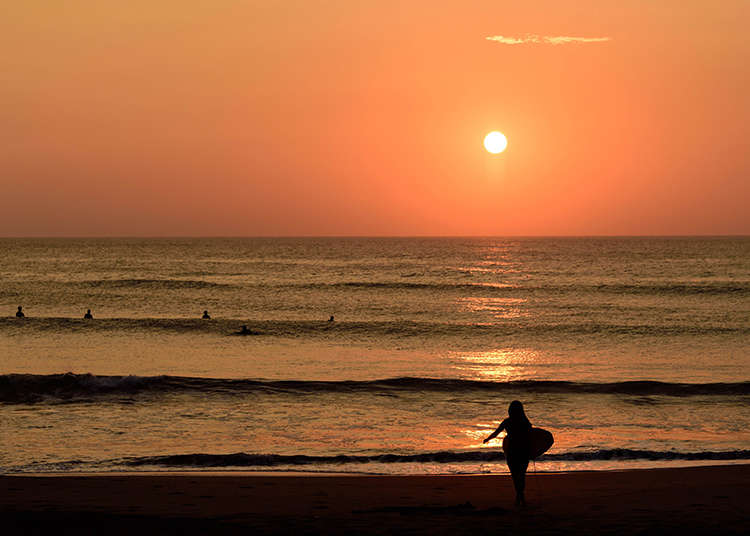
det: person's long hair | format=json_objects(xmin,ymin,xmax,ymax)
[{"xmin": 508, "ymin": 400, "xmax": 531, "ymax": 428}]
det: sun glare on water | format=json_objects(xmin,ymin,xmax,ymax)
[{"xmin": 483, "ymin": 131, "xmax": 508, "ymax": 154}]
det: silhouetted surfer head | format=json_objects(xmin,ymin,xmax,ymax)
[
  {"xmin": 202, "ymin": 310, "xmax": 211, "ymax": 319},
  {"xmin": 508, "ymin": 400, "xmax": 525, "ymax": 419},
  {"xmin": 84, "ymin": 309, "xmax": 93, "ymax": 319},
  {"xmin": 16, "ymin": 306, "xmax": 24, "ymax": 318},
  {"xmin": 508, "ymin": 400, "xmax": 532, "ymax": 428}
]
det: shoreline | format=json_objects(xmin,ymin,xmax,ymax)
[
  {"xmin": 5, "ymin": 459, "xmax": 750, "ymax": 477},
  {"xmin": 4, "ymin": 464, "xmax": 748, "ymax": 534},
  {"xmin": 5, "ymin": 457, "xmax": 749, "ymax": 478}
]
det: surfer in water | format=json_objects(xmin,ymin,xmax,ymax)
[
  {"xmin": 202, "ymin": 310, "xmax": 211, "ymax": 319},
  {"xmin": 483, "ymin": 400, "xmax": 532, "ymax": 506},
  {"xmin": 83, "ymin": 309, "xmax": 93, "ymax": 319},
  {"xmin": 15, "ymin": 306, "xmax": 25, "ymax": 318}
]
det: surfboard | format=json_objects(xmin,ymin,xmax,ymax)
[{"xmin": 502, "ymin": 427, "xmax": 554, "ymax": 460}]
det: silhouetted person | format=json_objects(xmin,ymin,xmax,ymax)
[
  {"xmin": 238, "ymin": 324, "xmax": 250, "ymax": 335},
  {"xmin": 483, "ymin": 400, "xmax": 532, "ymax": 506},
  {"xmin": 328, "ymin": 315, "xmax": 334, "ymax": 322},
  {"xmin": 15, "ymin": 306, "xmax": 24, "ymax": 318},
  {"xmin": 202, "ymin": 310, "xmax": 211, "ymax": 319},
  {"xmin": 83, "ymin": 309, "xmax": 93, "ymax": 319}
]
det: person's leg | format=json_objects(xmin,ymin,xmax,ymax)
[
  {"xmin": 515, "ymin": 458, "xmax": 529, "ymax": 505},
  {"xmin": 507, "ymin": 456, "xmax": 529, "ymax": 505}
]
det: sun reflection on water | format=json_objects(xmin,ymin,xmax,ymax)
[
  {"xmin": 463, "ymin": 425, "xmax": 507, "ymax": 449},
  {"xmin": 450, "ymin": 348, "xmax": 543, "ymax": 381},
  {"xmin": 458, "ymin": 297, "xmax": 527, "ymax": 319}
]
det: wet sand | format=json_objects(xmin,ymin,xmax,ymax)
[{"xmin": 2, "ymin": 465, "xmax": 748, "ymax": 535}]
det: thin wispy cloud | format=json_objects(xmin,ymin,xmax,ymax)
[{"xmin": 486, "ymin": 34, "xmax": 611, "ymax": 45}]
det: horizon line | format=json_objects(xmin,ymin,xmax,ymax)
[{"xmin": 1, "ymin": 234, "xmax": 748, "ymax": 239}]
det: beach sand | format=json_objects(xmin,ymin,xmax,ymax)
[{"xmin": 2, "ymin": 465, "xmax": 748, "ymax": 535}]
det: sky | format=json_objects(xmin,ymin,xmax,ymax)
[{"xmin": 2, "ymin": 1, "xmax": 748, "ymax": 236}]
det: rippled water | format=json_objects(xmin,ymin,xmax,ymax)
[{"xmin": 1, "ymin": 237, "xmax": 748, "ymax": 474}]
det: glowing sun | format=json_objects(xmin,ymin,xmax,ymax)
[{"xmin": 483, "ymin": 131, "xmax": 508, "ymax": 154}]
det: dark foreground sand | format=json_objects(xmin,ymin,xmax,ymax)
[{"xmin": 2, "ymin": 465, "xmax": 749, "ymax": 535}]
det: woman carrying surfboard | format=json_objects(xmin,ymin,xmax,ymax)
[{"xmin": 483, "ymin": 400, "xmax": 553, "ymax": 506}]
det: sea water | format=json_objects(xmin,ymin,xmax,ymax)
[{"xmin": 1, "ymin": 237, "xmax": 748, "ymax": 474}]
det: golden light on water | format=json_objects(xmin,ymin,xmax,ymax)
[
  {"xmin": 464, "ymin": 425, "xmax": 504, "ymax": 448},
  {"xmin": 458, "ymin": 296, "xmax": 526, "ymax": 319},
  {"xmin": 451, "ymin": 348, "xmax": 542, "ymax": 381}
]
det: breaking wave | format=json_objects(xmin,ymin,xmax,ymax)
[
  {"xmin": 122, "ymin": 448, "xmax": 750, "ymax": 468},
  {"xmin": 2, "ymin": 373, "xmax": 748, "ymax": 404}
]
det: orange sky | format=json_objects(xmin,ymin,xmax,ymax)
[{"xmin": 2, "ymin": 1, "xmax": 748, "ymax": 236}]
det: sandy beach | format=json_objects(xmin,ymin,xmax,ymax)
[{"xmin": 3, "ymin": 465, "xmax": 748, "ymax": 535}]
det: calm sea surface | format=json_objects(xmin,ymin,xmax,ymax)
[{"xmin": 1, "ymin": 237, "xmax": 748, "ymax": 474}]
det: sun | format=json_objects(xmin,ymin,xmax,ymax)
[{"xmin": 483, "ymin": 131, "xmax": 508, "ymax": 154}]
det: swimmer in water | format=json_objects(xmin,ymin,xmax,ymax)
[
  {"xmin": 202, "ymin": 310, "xmax": 211, "ymax": 319},
  {"xmin": 16, "ymin": 306, "xmax": 24, "ymax": 318},
  {"xmin": 328, "ymin": 315, "xmax": 334, "ymax": 322},
  {"xmin": 83, "ymin": 309, "xmax": 93, "ymax": 319}
]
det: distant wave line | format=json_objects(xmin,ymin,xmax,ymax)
[
  {"xmin": 1, "ymin": 318, "xmax": 746, "ymax": 339},
  {"xmin": 73, "ymin": 279, "xmax": 234, "ymax": 289},
  {"xmin": 276, "ymin": 281, "xmax": 750, "ymax": 295},
  {"xmin": 6, "ymin": 278, "xmax": 749, "ymax": 295},
  {"xmin": 88, "ymin": 279, "xmax": 750, "ymax": 295}
]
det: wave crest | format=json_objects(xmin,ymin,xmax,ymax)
[
  {"xmin": 2, "ymin": 373, "xmax": 748, "ymax": 404},
  {"xmin": 122, "ymin": 448, "xmax": 750, "ymax": 468}
]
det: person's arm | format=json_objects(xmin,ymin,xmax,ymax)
[{"xmin": 482, "ymin": 420, "xmax": 506, "ymax": 444}]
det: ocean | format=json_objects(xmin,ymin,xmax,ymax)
[{"xmin": 1, "ymin": 237, "xmax": 748, "ymax": 475}]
